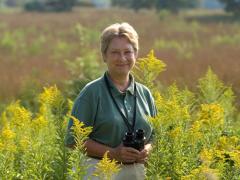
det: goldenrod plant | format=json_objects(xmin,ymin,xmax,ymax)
[
  {"xmin": 94, "ymin": 151, "xmax": 120, "ymax": 180},
  {"xmin": 67, "ymin": 115, "xmax": 92, "ymax": 179},
  {"xmin": 0, "ymin": 50, "xmax": 239, "ymax": 179},
  {"xmin": 140, "ymin": 51, "xmax": 240, "ymax": 179},
  {"xmin": 133, "ymin": 49, "xmax": 166, "ymax": 91}
]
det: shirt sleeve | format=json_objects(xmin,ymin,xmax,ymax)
[
  {"xmin": 145, "ymin": 88, "xmax": 157, "ymax": 118},
  {"xmin": 71, "ymin": 96, "xmax": 96, "ymax": 127},
  {"xmin": 65, "ymin": 89, "xmax": 97, "ymax": 146}
]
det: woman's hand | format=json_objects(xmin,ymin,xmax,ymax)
[
  {"xmin": 109, "ymin": 144, "xmax": 140, "ymax": 164},
  {"xmin": 84, "ymin": 139, "xmax": 152, "ymax": 164},
  {"xmin": 136, "ymin": 143, "xmax": 152, "ymax": 164}
]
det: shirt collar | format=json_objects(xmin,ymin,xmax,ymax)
[{"xmin": 105, "ymin": 71, "xmax": 135, "ymax": 97}]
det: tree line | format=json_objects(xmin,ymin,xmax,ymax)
[
  {"xmin": 0, "ymin": 0, "xmax": 240, "ymax": 16},
  {"xmin": 113, "ymin": 0, "xmax": 239, "ymax": 15}
]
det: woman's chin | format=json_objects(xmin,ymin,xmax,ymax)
[{"xmin": 115, "ymin": 70, "xmax": 130, "ymax": 77}]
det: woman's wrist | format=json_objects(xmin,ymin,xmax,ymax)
[{"xmin": 108, "ymin": 147, "xmax": 118, "ymax": 160}]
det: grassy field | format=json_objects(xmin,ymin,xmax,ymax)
[
  {"xmin": 0, "ymin": 8, "xmax": 240, "ymax": 179},
  {"xmin": 0, "ymin": 8, "xmax": 239, "ymax": 106}
]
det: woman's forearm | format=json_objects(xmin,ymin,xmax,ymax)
[
  {"xmin": 84, "ymin": 139, "xmax": 141, "ymax": 163},
  {"xmin": 84, "ymin": 139, "xmax": 115, "ymax": 159}
]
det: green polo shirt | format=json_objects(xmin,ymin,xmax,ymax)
[{"xmin": 65, "ymin": 72, "xmax": 156, "ymax": 148}]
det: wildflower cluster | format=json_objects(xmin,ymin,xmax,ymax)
[
  {"xmin": 137, "ymin": 51, "xmax": 240, "ymax": 179},
  {"xmin": 133, "ymin": 49, "xmax": 166, "ymax": 90},
  {"xmin": 39, "ymin": 85, "xmax": 64, "ymax": 108},
  {"xmin": 198, "ymin": 103, "xmax": 224, "ymax": 129},
  {"xmin": 70, "ymin": 115, "xmax": 92, "ymax": 147},
  {"xmin": 94, "ymin": 151, "xmax": 121, "ymax": 180},
  {"xmin": 0, "ymin": 86, "xmax": 73, "ymax": 179},
  {"xmin": 0, "ymin": 50, "xmax": 239, "ymax": 179}
]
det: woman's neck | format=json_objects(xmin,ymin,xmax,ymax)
[{"xmin": 108, "ymin": 72, "xmax": 130, "ymax": 92}]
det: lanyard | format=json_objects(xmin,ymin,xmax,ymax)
[{"xmin": 104, "ymin": 73, "xmax": 137, "ymax": 133}]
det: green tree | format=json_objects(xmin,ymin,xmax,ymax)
[
  {"xmin": 111, "ymin": 0, "xmax": 131, "ymax": 8},
  {"xmin": 155, "ymin": 0, "xmax": 198, "ymax": 13},
  {"xmin": 111, "ymin": 0, "xmax": 155, "ymax": 11},
  {"xmin": 130, "ymin": 0, "xmax": 155, "ymax": 11},
  {"xmin": 24, "ymin": 0, "xmax": 77, "ymax": 12},
  {"xmin": 0, "ymin": 0, "xmax": 4, "ymax": 8},
  {"xmin": 111, "ymin": 0, "xmax": 199, "ymax": 13},
  {"xmin": 218, "ymin": 0, "xmax": 240, "ymax": 16}
]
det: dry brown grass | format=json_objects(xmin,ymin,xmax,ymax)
[{"xmin": 0, "ymin": 8, "xmax": 239, "ymax": 105}]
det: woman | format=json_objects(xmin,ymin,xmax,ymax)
[{"xmin": 66, "ymin": 22, "xmax": 156, "ymax": 179}]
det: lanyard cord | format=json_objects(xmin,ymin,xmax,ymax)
[{"xmin": 104, "ymin": 73, "xmax": 137, "ymax": 133}]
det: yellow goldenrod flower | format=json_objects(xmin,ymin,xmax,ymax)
[
  {"xmin": 229, "ymin": 150, "xmax": 240, "ymax": 168},
  {"xmin": 1, "ymin": 124, "xmax": 16, "ymax": 140},
  {"xmin": 6, "ymin": 101, "xmax": 32, "ymax": 128},
  {"xmin": 39, "ymin": 85, "xmax": 64, "ymax": 108},
  {"xmin": 70, "ymin": 115, "xmax": 92, "ymax": 146},
  {"xmin": 200, "ymin": 148, "xmax": 213, "ymax": 166},
  {"xmin": 137, "ymin": 50, "xmax": 166, "ymax": 75},
  {"xmin": 169, "ymin": 127, "xmax": 182, "ymax": 139},
  {"xmin": 32, "ymin": 115, "xmax": 48, "ymax": 129},
  {"xmin": 94, "ymin": 151, "xmax": 120, "ymax": 180},
  {"xmin": 1, "ymin": 124, "xmax": 17, "ymax": 153},
  {"xmin": 157, "ymin": 98, "xmax": 190, "ymax": 127},
  {"xmin": 190, "ymin": 120, "xmax": 201, "ymax": 132},
  {"xmin": 218, "ymin": 136, "xmax": 227, "ymax": 149},
  {"xmin": 214, "ymin": 149, "xmax": 225, "ymax": 160},
  {"xmin": 153, "ymin": 90, "xmax": 163, "ymax": 110},
  {"xmin": 198, "ymin": 104, "xmax": 224, "ymax": 129},
  {"xmin": 188, "ymin": 120, "xmax": 203, "ymax": 144},
  {"xmin": 133, "ymin": 50, "xmax": 166, "ymax": 89},
  {"xmin": 229, "ymin": 136, "xmax": 239, "ymax": 145},
  {"xmin": 216, "ymin": 136, "xmax": 237, "ymax": 151}
]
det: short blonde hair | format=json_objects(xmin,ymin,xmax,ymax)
[{"xmin": 100, "ymin": 22, "xmax": 139, "ymax": 56}]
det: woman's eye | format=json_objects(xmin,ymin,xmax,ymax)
[
  {"xmin": 125, "ymin": 51, "xmax": 133, "ymax": 54},
  {"xmin": 111, "ymin": 51, "xmax": 119, "ymax": 54}
]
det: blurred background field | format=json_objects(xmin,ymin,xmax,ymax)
[
  {"xmin": 0, "ymin": 1, "xmax": 240, "ymax": 179},
  {"xmin": 0, "ymin": 2, "xmax": 239, "ymax": 110}
]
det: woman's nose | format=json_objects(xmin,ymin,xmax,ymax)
[{"xmin": 119, "ymin": 52, "xmax": 127, "ymax": 61}]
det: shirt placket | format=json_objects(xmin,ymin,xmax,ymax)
[{"xmin": 123, "ymin": 93, "xmax": 133, "ymax": 125}]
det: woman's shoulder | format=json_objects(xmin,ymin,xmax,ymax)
[
  {"xmin": 135, "ymin": 81, "xmax": 155, "ymax": 102},
  {"xmin": 85, "ymin": 76, "xmax": 104, "ymax": 89},
  {"xmin": 77, "ymin": 76, "xmax": 105, "ymax": 98},
  {"xmin": 135, "ymin": 82, "xmax": 157, "ymax": 116},
  {"xmin": 135, "ymin": 82, "xmax": 152, "ymax": 95}
]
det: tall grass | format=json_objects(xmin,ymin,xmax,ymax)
[
  {"xmin": 0, "ymin": 51, "xmax": 239, "ymax": 179},
  {"xmin": 0, "ymin": 8, "xmax": 239, "ymax": 106}
]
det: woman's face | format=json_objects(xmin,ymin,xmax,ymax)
[{"xmin": 104, "ymin": 36, "xmax": 137, "ymax": 77}]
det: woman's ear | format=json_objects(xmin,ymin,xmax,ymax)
[{"xmin": 134, "ymin": 50, "xmax": 138, "ymax": 59}]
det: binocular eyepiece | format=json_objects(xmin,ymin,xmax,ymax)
[{"xmin": 122, "ymin": 129, "xmax": 145, "ymax": 151}]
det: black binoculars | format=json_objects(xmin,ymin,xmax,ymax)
[{"xmin": 122, "ymin": 129, "xmax": 146, "ymax": 151}]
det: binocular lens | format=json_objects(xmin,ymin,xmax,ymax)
[
  {"xmin": 136, "ymin": 129, "xmax": 144, "ymax": 139},
  {"xmin": 125, "ymin": 132, "xmax": 134, "ymax": 141},
  {"xmin": 122, "ymin": 129, "xmax": 145, "ymax": 151}
]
